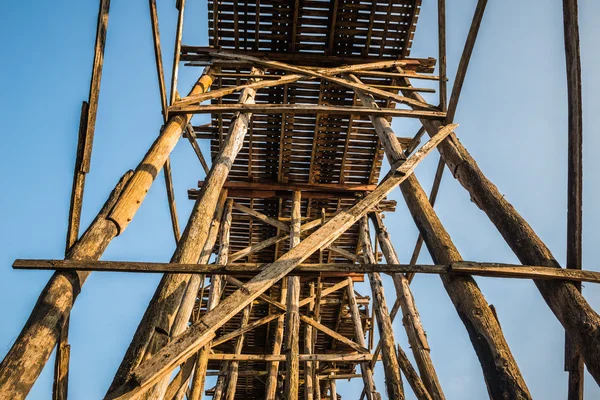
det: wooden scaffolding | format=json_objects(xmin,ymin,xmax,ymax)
[{"xmin": 1, "ymin": 0, "xmax": 597, "ymax": 399}]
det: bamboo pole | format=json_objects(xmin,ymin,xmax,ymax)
[
  {"xmin": 562, "ymin": 1, "xmax": 584, "ymax": 398},
  {"xmin": 107, "ymin": 70, "xmax": 261, "ymax": 396},
  {"xmin": 104, "ymin": 126, "xmax": 452, "ymax": 400},
  {"xmin": 360, "ymin": 218, "xmax": 404, "ymax": 400},
  {"xmin": 284, "ymin": 191, "xmax": 302, "ymax": 400}
]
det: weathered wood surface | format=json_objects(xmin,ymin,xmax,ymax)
[
  {"xmin": 16, "ymin": 259, "xmax": 600, "ymax": 283},
  {"xmin": 265, "ymin": 282, "xmax": 288, "ymax": 399},
  {"xmin": 171, "ymin": 103, "xmax": 446, "ymax": 119},
  {"xmin": 360, "ymin": 218, "xmax": 404, "ymax": 400},
  {"xmin": 285, "ymin": 190, "xmax": 301, "ymax": 400},
  {"xmin": 400, "ymin": 64, "xmax": 600, "ymax": 385},
  {"xmin": 104, "ymin": 127, "xmax": 451, "ymax": 399},
  {"xmin": 208, "ymin": 354, "xmax": 375, "ymax": 362},
  {"xmin": 396, "ymin": 345, "xmax": 432, "ymax": 400},
  {"xmin": 108, "ymin": 68, "xmax": 260, "ymax": 394},
  {"xmin": 371, "ymin": 213, "xmax": 445, "ymax": 400},
  {"xmin": 562, "ymin": 0, "xmax": 584, "ymax": 398},
  {"xmin": 355, "ymin": 74, "xmax": 531, "ymax": 399},
  {"xmin": 346, "ymin": 278, "xmax": 380, "ymax": 400},
  {"xmin": 175, "ymin": 58, "xmax": 407, "ymax": 108},
  {"xmin": 81, "ymin": 0, "xmax": 111, "ymax": 173},
  {"xmin": 224, "ymin": 303, "xmax": 252, "ymax": 400},
  {"xmin": 0, "ymin": 170, "xmax": 132, "ymax": 400},
  {"xmin": 106, "ymin": 68, "xmax": 215, "ymax": 232},
  {"xmin": 52, "ymin": 316, "xmax": 70, "ymax": 400}
]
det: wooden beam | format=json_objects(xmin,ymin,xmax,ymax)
[
  {"xmin": 265, "ymin": 282, "xmax": 288, "ymax": 400},
  {"xmin": 396, "ymin": 345, "xmax": 432, "ymax": 400},
  {"xmin": 304, "ymin": 283, "xmax": 314, "ymax": 400},
  {"xmin": 356, "ymin": 74, "xmax": 531, "ymax": 398},
  {"xmin": 208, "ymin": 354, "xmax": 375, "ymax": 362},
  {"xmin": 284, "ymin": 191, "xmax": 302, "ymax": 400},
  {"xmin": 188, "ymin": 197, "xmax": 231, "ymax": 400},
  {"xmin": 175, "ymin": 59, "xmax": 408, "ymax": 109},
  {"xmin": 16, "ymin": 260, "xmax": 600, "ymax": 283},
  {"xmin": 52, "ymin": 316, "xmax": 70, "ymax": 400},
  {"xmin": 199, "ymin": 51, "xmax": 436, "ymax": 110},
  {"xmin": 199, "ymin": 180, "xmax": 377, "ymax": 192},
  {"xmin": 360, "ymin": 218, "xmax": 404, "ymax": 400},
  {"xmin": 225, "ymin": 303, "xmax": 252, "ymax": 400},
  {"xmin": 370, "ymin": 213, "xmax": 445, "ymax": 400},
  {"xmin": 168, "ymin": 0, "xmax": 185, "ymax": 107},
  {"xmin": 446, "ymin": 0, "xmax": 487, "ymax": 123},
  {"xmin": 212, "ymin": 313, "xmax": 282, "ymax": 347},
  {"xmin": 107, "ymin": 69, "xmax": 262, "ymax": 394},
  {"xmin": 81, "ymin": 0, "xmax": 110, "ymax": 173},
  {"xmin": 170, "ymin": 104, "xmax": 446, "ymax": 119},
  {"xmin": 562, "ymin": 1, "xmax": 585, "ymax": 399},
  {"xmin": 437, "ymin": 0, "xmax": 447, "ymax": 112},
  {"xmin": 105, "ymin": 129, "xmax": 450, "ymax": 399},
  {"xmin": 346, "ymin": 278, "xmax": 380, "ymax": 400},
  {"xmin": 232, "ymin": 201, "xmax": 289, "ymax": 232}
]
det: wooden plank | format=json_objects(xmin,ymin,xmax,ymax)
[
  {"xmin": 170, "ymin": 104, "xmax": 446, "ymax": 119},
  {"xmin": 105, "ymin": 129, "xmax": 450, "ymax": 399},
  {"xmin": 212, "ymin": 313, "xmax": 282, "ymax": 347},
  {"xmin": 265, "ymin": 281, "xmax": 288, "ymax": 400},
  {"xmin": 224, "ymin": 303, "xmax": 252, "ymax": 400},
  {"xmin": 16, "ymin": 260, "xmax": 600, "ymax": 283}
]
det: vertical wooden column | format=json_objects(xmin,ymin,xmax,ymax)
[
  {"xmin": 107, "ymin": 70, "xmax": 262, "ymax": 396},
  {"xmin": 329, "ymin": 376, "xmax": 337, "ymax": 400},
  {"xmin": 346, "ymin": 277, "xmax": 380, "ymax": 400},
  {"xmin": 437, "ymin": 0, "xmax": 447, "ymax": 112},
  {"xmin": 360, "ymin": 217, "xmax": 404, "ymax": 400},
  {"xmin": 225, "ymin": 303, "xmax": 253, "ymax": 400},
  {"xmin": 370, "ymin": 213, "xmax": 444, "ymax": 400},
  {"xmin": 265, "ymin": 283, "xmax": 288, "ymax": 399},
  {"xmin": 304, "ymin": 282, "xmax": 314, "ymax": 400},
  {"xmin": 562, "ymin": 1, "xmax": 584, "ymax": 398},
  {"xmin": 284, "ymin": 191, "xmax": 302, "ymax": 400}
]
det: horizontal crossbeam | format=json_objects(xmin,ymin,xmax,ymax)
[{"xmin": 13, "ymin": 259, "xmax": 600, "ymax": 283}]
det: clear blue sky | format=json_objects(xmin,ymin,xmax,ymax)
[{"xmin": 1, "ymin": 1, "xmax": 599, "ymax": 399}]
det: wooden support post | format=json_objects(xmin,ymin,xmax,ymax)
[
  {"xmin": 265, "ymin": 282, "xmax": 287, "ymax": 399},
  {"xmin": 284, "ymin": 191, "xmax": 302, "ymax": 400},
  {"xmin": 105, "ymin": 129, "xmax": 450, "ymax": 399},
  {"xmin": 52, "ymin": 316, "xmax": 70, "ymax": 400},
  {"xmin": 352, "ymin": 73, "xmax": 531, "ymax": 399},
  {"xmin": 562, "ymin": 0, "xmax": 584, "ymax": 398},
  {"xmin": 359, "ymin": 218, "xmax": 404, "ymax": 400},
  {"xmin": 188, "ymin": 197, "xmax": 231, "ymax": 400},
  {"xmin": 396, "ymin": 345, "xmax": 432, "ymax": 400},
  {"xmin": 81, "ymin": 0, "xmax": 110, "ymax": 173},
  {"xmin": 0, "ymin": 168, "xmax": 130, "ymax": 399},
  {"xmin": 304, "ymin": 282, "xmax": 314, "ymax": 400},
  {"xmin": 370, "ymin": 213, "xmax": 445, "ymax": 400},
  {"xmin": 346, "ymin": 278, "xmax": 380, "ymax": 400},
  {"xmin": 225, "ymin": 303, "xmax": 252, "ymax": 400},
  {"xmin": 107, "ymin": 69, "xmax": 261, "ymax": 396},
  {"xmin": 329, "ymin": 378, "xmax": 337, "ymax": 400},
  {"xmin": 437, "ymin": 0, "xmax": 447, "ymax": 112}
]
